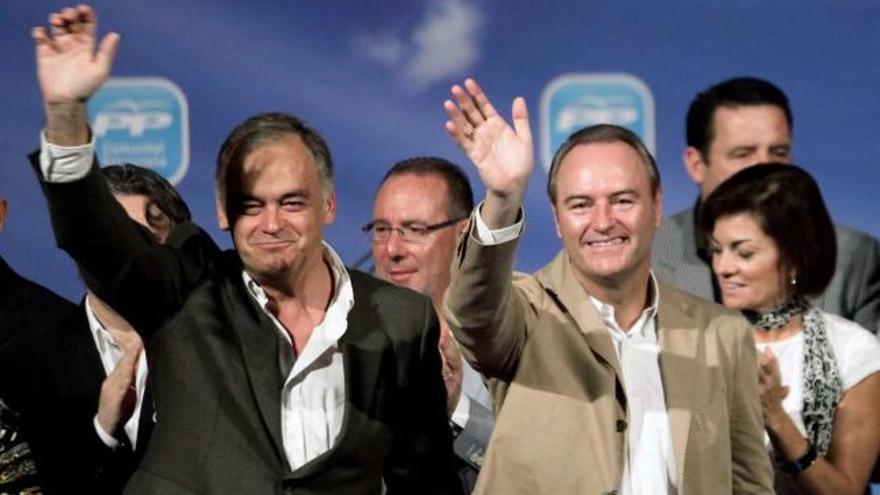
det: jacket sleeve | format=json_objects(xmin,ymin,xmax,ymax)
[
  {"xmin": 851, "ymin": 234, "xmax": 880, "ymax": 335},
  {"xmin": 383, "ymin": 298, "xmax": 463, "ymax": 495},
  {"xmin": 29, "ymin": 151, "xmax": 219, "ymax": 337},
  {"xmin": 728, "ymin": 322, "xmax": 775, "ymax": 494},
  {"xmin": 443, "ymin": 217, "xmax": 530, "ymax": 382}
]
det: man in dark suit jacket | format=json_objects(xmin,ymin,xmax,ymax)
[
  {"xmin": 0, "ymin": 196, "xmax": 73, "ymax": 494},
  {"xmin": 367, "ymin": 157, "xmax": 495, "ymax": 493},
  {"xmin": 0, "ymin": 199, "xmax": 76, "ymax": 355},
  {"xmin": 4, "ymin": 164, "xmax": 194, "ymax": 493},
  {"xmin": 30, "ymin": 6, "xmax": 459, "ymax": 494},
  {"xmin": 652, "ymin": 77, "xmax": 880, "ymax": 333},
  {"xmin": 7, "ymin": 305, "xmax": 152, "ymax": 494}
]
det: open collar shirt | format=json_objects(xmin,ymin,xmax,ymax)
[
  {"xmin": 474, "ymin": 204, "xmax": 677, "ymax": 495},
  {"xmin": 242, "ymin": 244, "xmax": 354, "ymax": 472}
]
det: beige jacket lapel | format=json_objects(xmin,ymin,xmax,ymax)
[
  {"xmin": 535, "ymin": 252, "xmax": 624, "ymax": 395},
  {"xmin": 656, "ymin": 284, "xmax": 701, "ymax": 493}
]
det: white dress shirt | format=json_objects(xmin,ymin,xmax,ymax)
[
  {"xmin": 243, "ymin": 244, "xmax": 353, "ymax": 472},
  {"xmin": 472, "ymin": 204, "xmax": 677, "ymax": 494},
  {"xmin": 590, "ymin": 281, "xmax": 676, "ymax": 495},
  {"xmin": 450, "ymin": 358, "xmax": 493, "ymax": 429},
  {"xmin": 85, "ymin": 296, "xmax": 149, "ymax": 451}
]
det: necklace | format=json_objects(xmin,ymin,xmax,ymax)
[{"xmin": 742, "ymin": 297, "xmax": 808, "ymax": 331}]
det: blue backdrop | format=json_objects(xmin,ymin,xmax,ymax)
[{"xmin": 2, "ymin": 0, "xmax": 878, "ymax": 301}]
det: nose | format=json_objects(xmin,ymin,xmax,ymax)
[
  {"xmin": 384, "ymin": 229, "xmax": 407, "ymax": 260},
  {"xmin": 756, "ymin": 148, "xmax": 772, "ymax": 164},
  {"xmin": 712, "ymin": 250, "xmax": 735, "ymax": 277},
  {"xmin": 260, "ymin": 206, "xmax": 281, "ymax": 233},
  {"xmin": 594, "ymin": 203, "xmax": 613, "ymax": 231}
]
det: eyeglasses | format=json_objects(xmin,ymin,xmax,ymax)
[{"xmin": 362, "ymin": 218, "xmax": 465, "ymax": 243}]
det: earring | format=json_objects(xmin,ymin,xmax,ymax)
[{"xmin": 790, "ymin": 274, "xmax": 797, "ymax": 286}]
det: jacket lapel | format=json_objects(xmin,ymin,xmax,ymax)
[
  {"xmin": 536, "ymin": 253, "xmax": 624, "ymax": 395},
  {"xmin": 288, "ymin": 271, "xmax": 386, "ymax": 479},
  {"xmin": 61, "ymin": 304, "xmax": 107, "ymax": 401},
  {"xmin": 222, "ymin": 270, "xmax": 287, "ymax": 465},
  {"xmin": 656, "ymin": 284, "xmax": 700, "ymax": 490}
]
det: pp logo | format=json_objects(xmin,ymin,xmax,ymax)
[
  {"xmin": 88, "ymin": 77, "xmax": 190, "ymax": 185},
  {"xmin": 540, "ymin": 73, "xmax": 655, "ymax": 172}
]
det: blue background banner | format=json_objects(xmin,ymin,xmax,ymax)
[
  {"xmin": 1, "ymin": 0, "xmax": 878, "ymax": 301},
  {"xmin": 89, "ymin": 77, "xmax": 190, "ymax": 186}
]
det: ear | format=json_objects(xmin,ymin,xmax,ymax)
[
  {"xmin": 551, "ymin": 204, "xmax": 562, "ymax": 239},
  {"xmin": 215, "ymin": 196, "xmax": 229, "ymax": 231},
  {"xmin": 653, "ymin": 187, "xmax": 664, "ymax": 228},
  {"xmin": 323, "ymin": 186, "xmax": 337, "ymax": 225},
  {"xmin": 683, "ymin": 146, "xmax": 707, "ymax": 186},
  {"xmin": 0, "ymin": 197, "xmax": 7, "ymax": 233}
]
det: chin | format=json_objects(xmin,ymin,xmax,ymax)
[{"xmin": 720, "ymin": 297, "xmax": 749, "ymax": 311}]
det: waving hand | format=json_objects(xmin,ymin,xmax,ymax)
[
  {"xmin": 444, "ymin": 79, "xmax": 534, "ymax": 228},
  {"xmin": 32, "ymin": 5, "xmax": 119, "ymax": 145}
]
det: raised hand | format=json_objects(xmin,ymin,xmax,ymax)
[
  {"xmin": 444, "ymin": 79, "xmax": 533, "ymax": 227},
  {"xmin": 32, "ymin": 5, "xmax": 119, "ymax": 105}
]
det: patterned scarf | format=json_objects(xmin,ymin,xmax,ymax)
[
  {"xmin": 742, "ymin": 298, "xmax": 808, "ymax": 331},
  {"xmin": 745, "ymin": 300, "xmax": 843, "ymax": 455}
]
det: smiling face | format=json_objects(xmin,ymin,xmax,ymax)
[
  {"xmin": 710, "ymin": 212, "xmax": 788, "ymax": 312},
  {"xmin": 220, "ymin": 135, "xmax": 335, "ymax": 285},
  {"xmin": 552, "ymin": 141, "xmax": 662, "ymax": 292},
  {"xmin": 686, "ymin": 105, "xmax": 792, "ymax": 199},
  {"xmin": 371, "ymin": 173, "xmax": 464, "ymax": 307}
]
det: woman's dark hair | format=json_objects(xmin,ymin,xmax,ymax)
[{"xmin": 699, "ymin": 163, "xmax": 836, "ymax": 298}]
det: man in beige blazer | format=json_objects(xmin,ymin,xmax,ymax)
[{"xmin": 441, "ymin": 79, "xmax": 773, "ymax": 495}]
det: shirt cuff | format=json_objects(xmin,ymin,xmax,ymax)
[
  {"xmin": 39, "ymin": 130, "xmax": 95, "ymax": 183},
  {"xmin": 93, "ymin": 415, "xmax": 121, "ymax": 450},
  {"xmin": 450, "ymin": 394, "xmax": 471, "ymax": 430},
  {"xmin": 472, "ymin": 201, "xmax": 524, "ymax": 245}
]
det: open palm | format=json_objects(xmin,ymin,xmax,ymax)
[
  {"xmin": 445, "ymin": 79, "xmax": 534, "ymax": 200},
  {"xmin": 33, "ymin": 5, "xmax": 119, "ymax": 104}
]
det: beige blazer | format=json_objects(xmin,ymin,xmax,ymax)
[{"xmin": 445, "ymin": 229, "xmax": 773, "ymax": 495}]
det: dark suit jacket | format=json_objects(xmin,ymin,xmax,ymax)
[
  {"xmin": 5, "ymin": 304, "xmax": 153, "ymax": 494},
  {"xmin": 653, "ymin": 207, "xmax": 880, "ymax": 333},
  {"xmin": 35, "ymin": 156, "xmax": 461, "ymax": 495},
  {"xmin": 0, "ymin": 256, "xmax": 75, "ymax": 353},
  {"xmin": 0, "ymin": 258, "xmax": 72, "ymax": 493}
]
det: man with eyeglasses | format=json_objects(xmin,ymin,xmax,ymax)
[{"xmin": 365, "ymin": 157, "xmax": 493, "ymax": 493}]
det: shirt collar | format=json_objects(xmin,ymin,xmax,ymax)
[
  {"xmin": 589, "ymin": 271, "xmax": 660, "ymax": 337},
  {"xmin": 242, "ymin": 241, "xmax": 354, "ymax": 341},
  {"xmin": 84, "ymin": 295, "xmax": 119, "ymax": 350}
]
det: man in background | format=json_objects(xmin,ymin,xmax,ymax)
[
  {"xmin": 5, "ymin": 164, "xmax": 190, "ymax": 493},
  {"xmin": 0, "ymin": 194, "xmax": 66, "ymax": 493},
  {"xmin": 652, "ymin": 77, "xmax": 880, "ymax": 333},
  {"xmin": 368, "ymin": 157, "xmax": 493, "ymax": 492}
]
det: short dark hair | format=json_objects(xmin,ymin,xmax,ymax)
[
  {"xmin": 686, "ymin": 77, "xmax": 792, "ymax": 158},
  {"xmin": 215, "ymin": 112, "xmax": 333, "ymax": 210},
  {"xmin": 547, "ymin": 124, "xmax": 660, "ymax": 203},
  {"xmin": 102, "ymin": 164, "xmax": 191, "ymax": 232},
  {"xmin": 699, "ymin": 163, "xmax": 836, "ymax": 298},
  {"xmin": 380, "ymin": 157, "xmax": 474, "ymax": 220}
]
